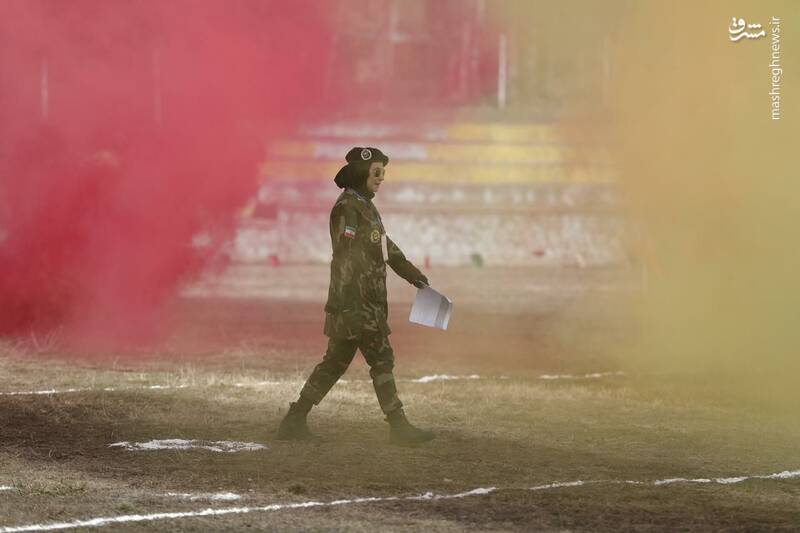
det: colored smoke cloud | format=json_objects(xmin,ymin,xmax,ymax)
[
  {"xmin": 0, "ymin": 0, "xmax": 494, "ymax": 348},
  {"xmin": 0, "ymin": 0, "xmax": 332, "ymax": 344}
]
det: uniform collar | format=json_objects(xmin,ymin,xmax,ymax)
[{"xmin": 346, "ymin": 187, "xmax": 375, "ymax": 202}]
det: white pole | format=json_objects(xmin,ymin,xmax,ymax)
[
  {"xmin": 602, "ymin": 34, "xmax": 610, "ymax": 105},
  {"xmin": 152, "ymin": 47, "xmax": 162, "ymax": 127},
  {"xmin": 40, "ymin": 56, "xmax": 49, "ymax": 122},
  {"xmin": 497, "ymin": 33, "xmax": 507, "ymax": 109}
]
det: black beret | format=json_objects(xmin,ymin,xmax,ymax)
[
  {"xmin": 344, "ymin": 147, "xmax": 389, "ymax": 166},
  {"xmin": 334, "ymin": 147, "xmax": 389, "ymax": 189}
]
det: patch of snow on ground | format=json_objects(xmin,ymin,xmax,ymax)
[{"xmin": 109, "ymin": 439, "xmax": 266, "ymax": 453}]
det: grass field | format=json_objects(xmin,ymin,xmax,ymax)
[{"xmin": 1, "ymin": 266, "xmax": 798, "ymax": 531}]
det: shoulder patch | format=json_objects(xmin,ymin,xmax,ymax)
[
  {"xmin": 369, "ymin": 229, "xmax": 381, "ymax": 243},
  {"xmin": 344, "ymin": 226, "xmax": 356, "ymax": 239}
]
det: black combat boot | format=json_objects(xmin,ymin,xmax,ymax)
[
  {"xmin": 276, "ymin": 398, "xmax": 317, "ymax": 440},
  {"xmin": 386, "ymin": 408, "xmax": 435, "ymax": 446}
]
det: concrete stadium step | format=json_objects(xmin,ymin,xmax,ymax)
[
  {"xmin": 302, "ymin": 121, "xmax": 560, "ymax": 144},
  {"xmin": 251, "ymin": 181, "xmax": 619, "ymax": 213},
  {"xmin": 263, "ymin": 120, "xmax": 611, "ymax": 184},
  {"xmin": 268, "ymin": 140, "xmax": 566, "ymax": 164},
  {"xmin": 260, "ymin": 160, "xmax": 610, "ymax": 184},
  {"xmin": 247, "ymin": 119, "xmax": 621, "ymax": 268}
]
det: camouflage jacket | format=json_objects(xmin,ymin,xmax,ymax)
[{"xmin": 323, "ymin": 188, "xmax": 425, "ymax": 339}]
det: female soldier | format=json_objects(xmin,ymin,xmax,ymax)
[{"xmin": 277, "ymin": 147, "xmax": 435, "ymax": 446}]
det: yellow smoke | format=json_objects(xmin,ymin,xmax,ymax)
[
  {"xmin": 610, "ymin": 1, "xmax": 798, "ymax": 404},
  {"xmin": 492, "ymin": 1, "xmax": 798, "ymax": 408}
]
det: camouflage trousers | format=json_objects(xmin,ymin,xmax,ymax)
[{"xmin": 299, "ymin": 331, "xmax": 402, "ymax": 414}]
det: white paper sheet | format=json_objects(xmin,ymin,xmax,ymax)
[{"xmin": 409, "ymin": 285, "xmax": 453, "ymax": 330}]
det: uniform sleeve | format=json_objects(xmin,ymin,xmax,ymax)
[
  {"xmin": 387, "ymin": 235, "xmax": 426, "ymax": 285},
  {"xmin": 328, "ymin": 202, "xmax": 360, "ymax": 311}
]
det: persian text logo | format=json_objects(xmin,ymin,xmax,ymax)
[
  {"xmin": 729, "ymin": 16, "xmax": 782, "ymax": 120},
  {"xmin": 729, "ymin": 17, "xmax": 765, "ymax": 41}
]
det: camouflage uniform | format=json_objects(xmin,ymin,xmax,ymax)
[{"xmin": 299, "ymin": 187, "xmax": 425, "ymax": 414}]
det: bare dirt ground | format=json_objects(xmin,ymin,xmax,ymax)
[{"xmin": 1, "ymin": 266, "xmax": 798, "ymax": 531}]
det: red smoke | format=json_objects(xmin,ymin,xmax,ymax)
[
  {"xmin": 0, "ymin": 0, "xmax": 496, "ymax": 348},
  {"xmin": 0, "ymin": 0, "xmax": 333, "ymax": 345}
]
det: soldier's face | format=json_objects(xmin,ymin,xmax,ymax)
[{"xmin": 366, "ymin": 162, "xmax": 385, "ymax": 194}]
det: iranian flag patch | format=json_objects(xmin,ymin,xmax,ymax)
[{"xmin": 344, "ymin": 226, "xmax": 356, "ymax": 239}]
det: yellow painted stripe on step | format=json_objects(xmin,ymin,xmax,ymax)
[
  {"xmin": 267, "ymin": 141, "xmax": 312, "ymax": 158},
  {"xmin": 260, "ymin": 161, "xmax": 610, "ymax": 183},
  {"xmin": 445, "ymin": 123, "xmax": 558, "ymax": 143},
  {"xmin": 426, "ymin": 143, "xmax": 564, "ymax": 162}
]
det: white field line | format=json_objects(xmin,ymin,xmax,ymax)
[
  {"xmin": 1, "ymin": 469, "xmax": 798, "ymax": 532},
  {"xmin": 529, "ymin": 480, "xmax": 587, "ymax": 490},
  {"xmin": 234, "ymin": 381, "xmax": 281, "ymax": 387},
  {"xmin": 1, "ymin": 372, "xmax": 630, "ymax": 397},
  {"xmin": 230, "ymin": 376, "xmax": 505, "ymax": 386},
  {"xmin": 0, "ymin": 385, "xmax": 189, "ymax": 396},
  {"xmin": 0, "ymin": 377, "xmax": 481, "ymax": 395},
  {"xmin": 407, "ymin": 374, "xmax": 481, "ymax": 383},
  {"xmin": 538, "ymin": 371, "xmax": 625, "ymax": 380},
  {"xmin": 164, "ymin": 492, "xmax": 242, "ymax": 502},
  {"xmin": 109, "ymin": 439, "xmax": 266, "ymax": 453},
  {"xmin": 0, "ymin": 388, "xmax": 89, "ymax": 396},
  {"xmin": 651, "ymin": 469, "xmax": 800, "ymax": 486},
  {"xmin": 298, "ymin": 376, "xmax": 484, "ymax": 385}
]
